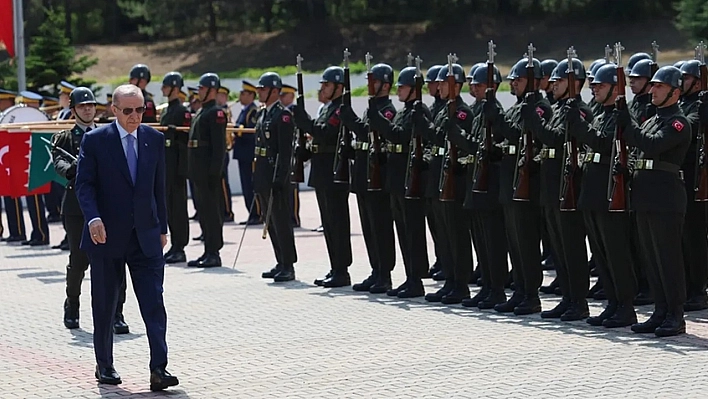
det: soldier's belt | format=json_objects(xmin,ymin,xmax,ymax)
[
  {"xmin": 385, "ymin": 143, "xmax": 405, "ymax": 153},
  {"xmin": 540, "ymin": 148, "xmax": 557, "ymax": 159},
  {"xmin": 502, "ymin": 144, "xmax": 517, "ymax": 155},
  {"xmin": 311, "ymin": 144, "xmax": 337, "ymax": 154},
  {"xmin": 458, "ymin": 155, "xmax": 476, "ymax": 165},
  {"xmin": 165, "ymin": 139, "xmax": 172, "ymax": 147},
  {"xmin": 634, "ymin": 159, "xmax": 680, "ymax": 174},
  {"xmin": 353, "ymin": 141, "xmax": 370, "ymax": 151},
  {"xmin": 582, "ymin": 152, "xmax": 610, "ymax": 165},
  {"xmin": 431, "ymin": 146, "xmax": 446, "ymax": 157},
  {"xmin": 187, "ymin": 140, "xmax": 209, "ymax": 148},
  {"xmin": 254, "ymin": 146, "xmax": 271, "ymax": 157}
]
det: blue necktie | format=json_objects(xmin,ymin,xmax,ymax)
[{"xmin": 126, "ymin": 134, "xmax": 137, "ymax": 184}]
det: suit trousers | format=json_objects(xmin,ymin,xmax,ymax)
[
  {"xmin": 258, "ymin": 187, "xmax": 297, "ymax": 266},
  {"xmin": 90, "ymin": 230, "xmax": 168, "ymax": 371},
  {"xmin": 315, "ymin": 188, "xmax": 352, "ymax": 272}
]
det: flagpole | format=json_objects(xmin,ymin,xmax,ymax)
[{"xmin": 13, "ymin": 0, "xmax": 26, "ymax": 91}]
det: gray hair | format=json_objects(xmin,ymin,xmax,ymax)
[{"xmin": 112, "ymin": 84, "xmax": 143, "ymax": 106}]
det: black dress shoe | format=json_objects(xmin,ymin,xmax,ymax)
[
  {"xmin": 63, "ymin": 298, "xmax": 80, "ymax": 329},
  {"xmin": 441, "ymin": 288, "xmax": 470, "ymax": 304},
  {"xmin": 431, "ymin": 270, "xmax": 447, "ymax": 281},
  {"xmin": 189, "ymin": 213, "xmax": 198, "ymax": 220},
  {"xmin": 470, "ymin": 267, "xmax": 481, "ymax": 285},
  {"xmin": 113, "ymin": 314, "xmax": 129, "ymax": 334},
  {"xmin": 587, "ymin": 302, "xmax": 618, "ymax": 326},
  {"xmin": 478, "ymin": 289, "xmax": 507, "ymax": 310},
  {"xmin": 224, "ymin": 214, "xmax": 234, "ymax": 223},
  {"xmin": 60, "ymin": 241, "xmax": 70, "ymax": 251},
  {"xmin": 541, "ymin": 255, "xmax": 556, "ymax": 271},
  {"xmin": 95, "ymin": 366, "xmax": 122, "ymax": 385},
  {"xmin": 540, "ymin": 277, "xmax": 560, "ymax": 295},
  {"xmin": 631, "ymin": 311, "xmax": 667, "ymax": 334},
  {"xmin": 164, "ymin": 251, "xmax": 186, "ymax": 264},
  {"xmin": 322, "ymin": 272, "xmax": 351, "ymax": 288},
  {"xmin": 684, "ymin": 295, "xmax": 708, "ymax": 312},
  {"xmin": 514, "ymin": 295, "xmax": 542, "ymax": 315},
  {"xmin": 494, "ymin": 291, "xmax": 524, "ymax": 313},
  {"xmin": 315, "ymin": 225, "xmax": 324, "ymax": 232},
  {"xmin": 273, "ymin": 266, "xmax": 295, "ymax": 282},
  {"xmin": 633, "ymin": 291, "xmax": 654, "ymax": 306},
  {"xmin": 353, "ymin": 273, "xmax": 377, "ymax": 292},
  {"xmin": 560, "ymin": 300, "xmax": 589, "ymax": 321},
  {"xmin": 425, "ymin": 283, "xmax": 454, "ymax": 303},
  {"xmin": 541, "ymin": 298, "xmax": 571, "ymax": 319},
  {"xmin": 397, "ymin": 281, "xmax": 425, "ymax": 298},
  {"xmin": 47, "ymin": 214, "xmax": 62, "ymax": 223},
  {"xmin": 602, "ymin": 303, "xmax": 637, "ymax": 328},
  {"xmin": 369, "ymin": 274, "xmax": 392, "ymax": 294},
  {"xmin": 588, "ymin": 279, "xmax": 603, "ymax": 298},
  {"xmin": 52, "ymin": 237, "xmax": 68, "ymax": 249},
  {"xmin": 5, "ymin": 235, "xmax": 26, "ymax": 243},
  {"xmin": 314, "ymin": 271, "xmax": 332, "ymax": 286},
  {"xmin": 239, "ymin": 218, "xmax": 262, "ymax": 225},
  {"xmin": 187, "ymin": 253, "xmax": 207, "ymax": 267},
  {"xmin": 427, "ymin": 261, "xmax": 441, "ymax": 279},
  {"xmin": 262, "ymin": 264, "xmax": 282, "ymax": 279},
  {"xmin": 593, "ymin": 288, "xmax": 607, "ymax": 301},
  {"xmin": 192, "ymin": 234, "xmax": 204, "ymax": 241},
  {"xmin": 197, "ymin": 253, "xmax": 222, "ymax": 268},
  {"xmin": 654, "ymin": 313, "xmax": 686, "ymax": 337},
  {"xmin": 387, "ymin": 281, "xmax": 409, "ymax": 296},
  {"xmin": 461, "ymin": 286, "xmax": 490, "ymax": 308},
  {"xmin": 29, "ymin": 239, "xmax": 49, "ymax": 246},
  {"xmin": 150, "ymin": 367, "xmax": 179, "ymax": 391}
]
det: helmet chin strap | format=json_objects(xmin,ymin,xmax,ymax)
[
  {"xmin": 600, "ymin": 85, "xmax": 615, "ymax": 105},
  {"xmin": 656, "ymin": 87, "xmax": 677, "ymax": 108}
]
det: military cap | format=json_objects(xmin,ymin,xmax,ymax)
[
  {"xmin": 178, "ymin": 91, "xmax": 187, "ymax": 101},
  {"xmin": 106, "ymin": 92, "xmax": 113, "ymax": 101},
  {"xmin": 17, "ymin": 90, "xmax": 43, "ymax": 105},
  {"xmin": 42, "ymin": 96, "xmax": 59, "ymax": 107},
  {"xmin": 187, "ymin": 86, "xmax": 199, "ymax": 97},
  {"xmin": 0, "ymin": 88, "xmax": 17, "ymax": 101},
  {"xmin": 59, "ymin": 80, "xmax": 76, "ymax": 94},
  {"xmin": 218, "ymin": 86, "xmax": 231, "ymax": 95},
  {"xmin": 281, "ymin": 83, "xmax": 297, "ymax": 94},
  {"xmin": 96, "ymin": 102, "xmax": 107, "ymax": 113},
  {"xmin": 241, "ymin": 81, "xmax": 257, "ymax": 93}
]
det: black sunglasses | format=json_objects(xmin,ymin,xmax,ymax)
[{"xmin": 113, "ymin": 105, "xmax": 146, "ymax": 115}]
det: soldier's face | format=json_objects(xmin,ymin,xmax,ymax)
[
  {"xmin": 552, "ymin": 78, "xmax": 569, "ymax": 98},
  {"xmin": 59, "ymin": 93, "xmax": 70, "ymax": 108},
  {"xmin": 539, "ymin": 76, "xmax": 550, "ymax": 91},
  {"xmin": 257, "ymin": 87, "xmax": 275, "ymax": 103},
  {"xmin": 591, "ymin": 83, "xmax": 613, "ymax": 104},
  {"xmin": 682, "ymin": 75, "xmax": 699, "ymax": 94},
  {"xmin": 470, "ymin": 83, "xmax": 486, "ymax": 101},
  {"xmin": 72, "ymin": 103, "xmax": 97, "ymax": 123},
  {"xmin": 629, "ymin": 76, "xmax": 649, "ymax": 95},
  {"xmin": 216, "ymin": 92, "xmax": 228, "ymax": 106},
  {"xmin": 649, "ymin": 82, "xmax": 678, "ymax": 106},
  {"xmin": 319, "ymin": 82, "xmax": 336, "ymax": 100},
  {"xmin": 438, "ymin": 82, "xmax": 449, "ymax": 99},
  {"xmin": 161, "ymin": 85, "xmax": 173, "ymax": 97},
  {"xmin": 239, "ymin": 91, "xmax": 255, "ymax": 105},
  {"xmin": 280, "ymin": 93, "xmax": 294, "ymax": 106},
  {"xmin": 427, "ymin": 82, "xmax": 439, "ymax": 97},
  {"xmin": 396, "ymin": 85, "xmax": 412, "ymax": 101},
  {"xmin": 512, "ymin": 77, "xmax": 527, "ymax": 97}
]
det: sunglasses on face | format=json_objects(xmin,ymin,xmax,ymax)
[{"xmin": 113, "ymin": 105, "xmax": 146, "ymax": 115}]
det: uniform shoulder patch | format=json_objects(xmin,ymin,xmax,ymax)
[
  {"xmin": 579, "ymin": 110, "xmax": 586, "ymax": 119},
  {"xmin": 456, "ymin": 110, "xmax": 467, "ymax": 120},
  {"xmin": 673, "ymin": 119, "xmax": 685, "ymax": 132},
  {"xmin": 185, "ymin": 112, "xmax": 192, "ymax": 119},
  {"xmin": 384, "ymin": 110, "xmax": 394, "ymax": 120},
  {"xmin": 282, "ymin": 114, "xmax": 291, "ymax": 123},
  {"xmin": 215, "ymin": 109, "xmax": 226, "ymax": 124},
  {"xmin": 217, "ymin": 110, "xmax": 224, "ymax": 117},
  {"xmin": 536, "ymin": 107, "xmax": 545, "ymax": 117}
]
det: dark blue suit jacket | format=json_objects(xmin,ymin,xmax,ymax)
[{"xmin": 75, "ymin": 121, "xmax": 167, "ymax": 258}]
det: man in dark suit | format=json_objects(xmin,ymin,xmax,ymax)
[{"xmin": 75, "ymin": 84, "xmax": 178, "ymax": 391}]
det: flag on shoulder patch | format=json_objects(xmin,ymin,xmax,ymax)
[
  {"xmin": 282, "ymin": 114, "xmax": 291, "ymax": 123},
  {"xmin": 579, "ymin": 110, "xmax": 586, "ymax": 119},
  {"xmin": 384, "ymin": 110, "xmax": 394, "ymax": 120},
  {"xmin": 456, "ymin": 110, "xmax": 467, "ymax": 120},
  {"xmin": 672, "ymin": 119, "xmax": 685, "ymax": 132},
  {"xmin": 536, "ymin": 107, "xmax": 544, "ymax": 117}
]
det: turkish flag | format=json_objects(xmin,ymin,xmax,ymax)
[
  {"xmin": 0, "ymin": 131, "xmax": 11, "ymax": 196},
  {"xmin": 0, "ymin": 0, "xmax": 14, "ymax": 57},
  {"xmin": 6, "ymin": 131, "xmax": 50, "ymax": 197}
]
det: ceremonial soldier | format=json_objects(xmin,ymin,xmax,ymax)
[
  {"xmin": 616, "ymin": 66, "xmax": 691, "ymax": 337},
  {"xmin": 339, "ymin": 62, "xmax": 398, "ymax": 294},
  {"xmin": 540, "ymin": 59, "xmax": 558, "ymax": 105},
  {"xmin": 216, "ymin": 85, "xmax": 235, "ymax": 223},
  {"xmin": 587, "ymin": 60, "xmax": 607, "ymax": 116},
  {"xmin": 57, "ymin": 81, "xmax": 76, "ymax": 120},
  {"xmin": 160, "ymin": 72, "xmax": 192, "ymax": 264},
  {"xmin": 0, "ymin": 89, "xmax": 27, "ymax": 243},
  {"xmin": 232, "ymin": 81, "xmax": 261, "ymax": 225},
  {"xmin": 423, "ymin": 64, "xmax": 446, "ymax": 280},
  {"xmin": 188, "ymin": 86, "xmax": 201, "ymax": 113},
  {"xmin": 522, "ymin": 56, "xmax": 593, "ymax": 321},
  {"xmin": 292, "ymin": 66, "xmax": 353, "ymax": 287},
  {"xmin": 567, "ymin": 64, "xmax": 638, "ymax": 327},
  {"xmin": 187, "ymin": 73, "xmax": 227, "ymax": 268},
  {"xmin": 484, "ymin": 55, "xmax": 552, "ymax": 314},
  {"xmin": 17, "ymin": 91, "xmax": 50, "ymax": 246},
  {"xmin": 678, "ymin": 60, "xmax": 708, "ymax": 311},
  {"xmin": 128, "ymin": 64, "xmax": 157, "ymax": 123},
  {"xmin": 254, "ymin": 72, "xmax": 297, "ymax": 282},
  {"xmin": 53, "ymin": 87, "xmax": 130, "ymax": 333},
  {"xmin": 279, "ymin": 83, "xmax": 301, "ymax": 227}
]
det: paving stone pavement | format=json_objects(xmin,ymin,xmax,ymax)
[{"xmin": 2, "ymin": 190, "xmax": 708, "ymax": 399}]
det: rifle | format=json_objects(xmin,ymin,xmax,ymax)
[
  {"xmin": 439, "ymin": 53, "xmax": 459, "ymax": 202},
  {"xmin": 333, "ymin": 48, "xmax": 352, "ymax": 184},
  {"xmin": 608, "ymin": 42, "xmax": 630, "ymax": 212},
  {"xmin": 604, "ymin": 45, "xmax": 612, "ymax": 63},
  {"xmin": 694, "ymin": 41, "xmax": 708, "ymax": 201},
  {"xmin": 291, "ymin": 54, "xmax": 306, "ymax": 183},
  {"xmin": 40, "ymin": 136, "xmax": 77, "ymax": 162},
  {"xmin": 472, "ymin": 40, "xmax": 496, "ymax": 194},
  {"xmin": 404, "ymin": 56, "xmax": 424, "ymax": 199},
  {"xmin": 512, "ymin": 43, "xmax": 537, "ymax": 201},
  {"xmin": 559, "ymin": 46, "xmax": 579, "ymax": 211},
  {"xmin": 366, "ymin": 52, "xmax": 383, "ymax": 191},
  {"xmin": 650, "ymin": 41, "xmax": 660, "ymax": 77}
]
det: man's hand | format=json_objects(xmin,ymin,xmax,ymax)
[
  {"xmin": 89, "ymin": 219, "xmax": 107, "ymax": 244},
  {"xmin": 161, "ymin": 234, "xmax": 167, "ymax": 248}
]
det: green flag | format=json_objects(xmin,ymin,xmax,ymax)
[{"xmin": 28, "ymin": 131, "xmax": 68, "ymax": 191}]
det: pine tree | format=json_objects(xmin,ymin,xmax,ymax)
[{"xmin": 675, "ymin": 0, "xmax": 708, "ymax": 41}]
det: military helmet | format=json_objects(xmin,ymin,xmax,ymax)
[
  {"xmin": 507, "ymin": 57, "xmax": 542, "ymax": 80},
  {"xmin": 69, "ymin": 87, "xmax": 97, "ymax": 108},
  {"xmin": 396, "ymin": 66, "xmax": 416, "ymax": 87},
  {"xmin": 257, "ymin": 72, "xmax": 283, "ymax": 89},
  {"xmin": 467, "ymin": 62, "xmax": 485, "ymax": 80},
  {"xmin": 627, "ymin": 52, "xmax": 652, "ymax": 73},
  {"xmin": 371, "ymin": 63, "xmax": 394, "ymax": 84},
  {"xmin": 435, "ymin": 64, "xmax": 466, "ymax": 84},
  {"xmin": 161, "ymin": 71, "xmax": 184, "ymax": 88},
  {"xmin": 198, "ymin": 72, "xmax": 220, "ymax": 89},
  {"xmin": 628, "ymin": 59, "xmax": 654, "ymax": 78},
  {"xmin": 650, "ymin": 66, "xmax": 683, "ymax": 89},
  {"xmin": 549, "ymin": 58, "xmax": 586, "ymax": 82},
  {"xmin": 425, "ymin": 65, "xmax": 443, "ymax": 82},
  {"xmin": 673, "ymin": 60, "xmax": 686, "ymax": 69},
  {"xmin": 470, "ymin": 65, "xmax": 502, "ymax": 85},
  {"xmin": 129, "ymin": 64, "xmax": 151, "ymax": 82},
  {"xmin": 591, "ymin": 64, "xmax": 618, "ymax": 85},
  {"xmin": 587, "ymin": 59, "xmax": 606, "ymax": 78},
  {"xmin": 680, "ymin": 60, "xmax": 701, "ymax": 79},
  {"xmin": 540, "ymin": 59, "xmax": 559, "ymax": 78},
  {"xmin": 320, "ymin": 66, "xmax": 345, "ymax": 84}
]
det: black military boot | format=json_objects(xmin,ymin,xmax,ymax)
[
  {"xmin": 441, "ymin": 286, "xmax": 470, "ymax": 305},
  {"xmin": 397, "ymin": 279, "xmax": 425, "ymax": 298},
  {"xmin": 369, "ymin": 272, "xmax": 392, "ymax": 294},
  {"xmin": 353, "ymin": 271, "xmax": 378, "ymax": 292},
  {"xmin": 631, "ymin": 309, "xmax": 667, "ymax": 334},
  {"xmin": 541, "ymin": 297, "xmax": 571, "ymax": 319},
  {"xmin": 322, "ymin": 271, "xmax": 351, "ymax": 288},
  {"xmin": 494, "ymin": 291, "xmax": 524, "ymax": 313},
  {"xmin": 514, "ymin": 295, "xmax": 542, "ymax": 315},
  {"xmin": 187, "ymin": 253, "xmax": 207, "ymax": 267},
  {"xmin": 164, "ymin": 250, "xmax": 186, "ymax": 264},
  {"xmin": 427, "ymin": 260, "xmax": 441, "ymax": 278},
  {"xmin": 314, "ymin": 271, "xmax": 332, "ymax": 286},
  {"xmin": 560, "ymin": 299, "xmax": 589, "ymax": 321},
  {"xmin": 602, "ymin": 302, "xmax": 638, "ymax": 328},
  {"xmin": 540, "ymin": 277, "xmax": 560, "ymax": 295},
  {"xmin": 587, "ymin": 301, "xmax": 618, "ymax": 326},
  {"xmin": 262, "ymin": 264, "xmax": 282, "ymax": 279},
  {"xmin": 432, "ymin": 269, "xmax": 447, "ymax": 281},
  {"xmin": 197, "ymin": 252, "xmax": 221, "ymax": 268},
  {"xmin": 425, "ymin": 280, "xmax": 454, "ymax": 303},
  {"xmin": 387, "ymin": 280, "xmax": 409, "ymax": 297},
  {"xmin": 63, "ymin": 298, "xmax": 80, "ymax": 329},
  {"xmin": 113, "ymin": 313, "xmax": 129, "ymax": 335},
  {"xmin": 461, "ymin": 286, "xmax": 490, "ymax": 308},
  {"xmin": 478, "ymin": 289, "xmax": 507, "ymax": 310},
  {"xmin": 273, "ymin": 264, "xmax": 295, "ymax": 282},
  {"xmin": 654, "ymin": 311, "xmax": 686, "ymax": 337},
  {"xmin": 684, "ymin": 294, "xmax": 708, "ymax": 312}
]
